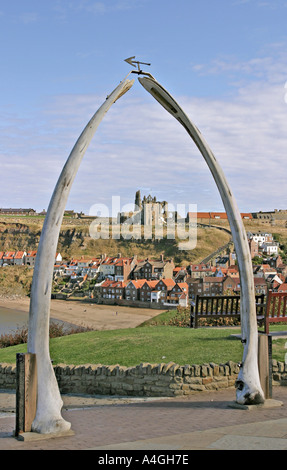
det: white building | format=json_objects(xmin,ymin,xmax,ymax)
[
  {"xmin": 261, "ymin": 242, "xmax": 279, "ymax": 255},
  {"xmin": 249, "ymin": 232, "xmax": 273, "ymax": 246}
]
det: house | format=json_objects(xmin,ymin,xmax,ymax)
[
  {"xmin": 64, "ymin": 260, "xmax": 79, "ymax": 276},
  {"xmin": 13, "ymin": 251, "xmax": 27, "ymax": 265},
  {"xmin": 88, "ymin": 263, "xmax": 102, "ymax": 279},
  {"xmin": 248, "ymin": 232, "xmax": 273, "ymax": 246},
  {"xmin": 241, "ymin": 213, "xmax": 253, "ymax": 220},
  {"xmin": 186, "ymin": 278, "xmax": 203, "ymax": 299},
  {"xmin": 150, "ymin": 290, "xmax": 161, "ymax": 303},
  {"xmin": 100, "ymin": 280, "xmax": 126, "ymax": 300},
  {"xmin": 261, "ymin": 242, "xmax": 279, "ymax": 256},
  {"xmin": 114, "ymin": 256, "xmax": 137, "ymax": 281},
  {"xmin": 77, "ymin": 257, "xmax": 92, "ymax": 269},
  {"xmin": 226, "ymin": 266, "xmax": 239, "ymax": 277},
  {"xmin": 223, "ymin": 276, "xmax": 241, "ymax": 294},
  {"xmin": 173, "ymin": 267, "xmax": 188, "ymax": 282},
  {"xmin": 132, "ymin": 256, "xmax": 174, "ymax": 280},
  {"xmin": 55, "ymin": 253, "xmax": 62, "ymax": 264},
  {"xmin": 223, "ymin": 276, "xmax": 267, "ymax": 295},
  {"xmin": 25, "ymin": 251, "xmax": 37, "ymax": 266},
  {"xmin": 253, "ymin": 265, "xmax": 264, "ymax": 277},
  {"xmin": 186, "ymin": 212, "xmax": 252, "ymax": 223},
  {"xmin": 139, "ymin": 280, "xmax": 158, "ymax": 302},
  {"xmin": 215, "ymin": 267, "xmax": 227, "ymax": 277},
  {"xmin": 265, "ymin": 274, "xmax": 283, "ymax": 292},
  {"xmin": 215, "ymin": 256, "xmax": 230, "ymax": 268},
  {"xmin": 99, "ymin": 256, "xmax": 118, "ymax": 278},
  {"xmin": 125, "ymin": 279, "xmax": 146, "ymax": 301},
  {"xmin": 276, "ymin": 263, "xmax": 287, "ymax": 278},
  {"xmin": 202, "ymin": 277, "xmax": 224, "ymax": 296},
  {"xmin": 277, "ymin": 283, "xmax": 287, "ymax": 293},
  {"xmin": 249, "ymin": 238, "xmax": 259, "ymax": 258},
  {"xmin": 3, "ymin": 252, "xmax": 16, "ymax": 265},
  {"xmin": 189, "ymin": 263, "xmax": 213, "ymax": 279},
  {"xmin": 54, "ymin": 264, "xmax": 67, "ymax": 276},
  {"xmin": 267, "ymin": 255, "xmax": 283, "ymax": 269},
  {"xmin": 0, "ymin": 208, "xmax": 36, "ymax": 216},
  {"xmin": 260, "ymin": 265, "xmax": 278, "ymax": 279},
  {"xmin": 95, "ymin": 255, "xmax": 137, "ymax": 281},
  {"xmin": 167, "ymin": 282, "xmax": 189, "ymax": 305},
  {"xmin": 253, "ymin": 277, "xmax": 268, "ymax": 295},
  {"xmin": 155, "ymin": 278, "xmax": 176, "ymax": 303},
  {"xmin": 179, "ymin": 293, "xmax": 188, "ymax": 307},
  {"xmin": 210, "ymin": 212, "xmax": 228, "ymax": 220}
]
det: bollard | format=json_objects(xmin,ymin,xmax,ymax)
[{"xmin": 15, "ymin": 353, "xmax": 37, "ymax": 437}]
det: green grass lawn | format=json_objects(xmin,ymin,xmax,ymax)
[
  {"xmin": 0, "ymin": 326, "xmax": 244, "ymax": 366},
  {"xmin": 0, "ymin": 323, "xmax": 286, "ymax": 367},
  {"xmin": 1, "ymin": 306, "xmax": 286, "ymax": 367}
]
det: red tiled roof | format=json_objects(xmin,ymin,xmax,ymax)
[
  {"xmin": 128, "ymin": 279, "xmax": 146, "ymax": 288},
  {"xmin": 210, "ymin": 212, "xmax": 228, "ymax": 219},
  {"xmin": 176, "ymin": 282, "xmax": 188, "ymax": 290},
  {"xmin": 157, "ymin": 279, "xmax": 176, "ymax": 288},
  {"xmin": 188, "ymin": 212, "xmax": 253, "ymax": 220},
  {"xmin": 101, "ymin": 280, "xmax": 126, "ymax": 288},
  {"xmin": 3, "ymin": 251, "xmax": 15, "ymax": 259},
  {"xmin": 190, "ymin": 264, "xmax": 212, "ymax": 271},
  {"xmin": 14, "ymin": 251, "xmax": 25, "ymax": 259},
  {"xmin": 26, "ymin": 251, "xmax": 37, "ymax": 257},
  {"xmin": 146, "ymin": 280, "xmax": 159, "ymax": 289}
]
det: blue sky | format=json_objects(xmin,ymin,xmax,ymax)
[{"xmin": 1, "ymin": 0, "xmax": 287, "ymax": 216}]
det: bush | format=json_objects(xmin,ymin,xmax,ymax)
[
  {"xmin": 197, "ymin": 316, "xmax": 241, "ymax": 327},
  {"xmin": 167, "ymin": 307, "xmax": 190, "ymax": 327},
  {"xmin": 0, "ymin": 322, "xmax": 93, "ymax": 349},
  {"xmin": 166, "ymin": 307, "xmax": 241, "ymax": 328}
]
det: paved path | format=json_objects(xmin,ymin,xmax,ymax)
[{"xmin": 0, "ymin": 387, "xmax": 287, "ymax": 450}]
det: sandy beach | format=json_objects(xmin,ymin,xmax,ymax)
[{"xmin": 0, "ymin": 296, "xmax": 165, "ymax": 332}]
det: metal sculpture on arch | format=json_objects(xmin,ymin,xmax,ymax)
[{"xmin": 27, "ymin": 61, "xmax": 263, "ymax": 435}]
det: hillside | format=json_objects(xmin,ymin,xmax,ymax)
[
  {"xmin": 0, "ymin": 216, "xmax": 231, "ymax": 266},
  {"xmin": 0, "ymin": 214, "xmax": 286, "ymax": 268}
]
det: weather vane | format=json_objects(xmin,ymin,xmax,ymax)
[{"xmin": 124, "ymin": 56, "xmax": 153, "ymax": 77}]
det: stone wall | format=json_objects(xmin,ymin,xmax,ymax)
[{"xmin": 1, "ymin": 360, "xmax": 286, "ymax": 396}]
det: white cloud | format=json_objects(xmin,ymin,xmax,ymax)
[
  {"xmin": 1, "ymin": 59, "xmax": 287, "ymax": 215},
  {"xmin": 192, "ymin": 44, "xmax": 287, "ymax": 86}
]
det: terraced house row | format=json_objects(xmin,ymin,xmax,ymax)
[
  {"xmin": 94, "ymin": 278, "xmax": 189, "ymax": 307},
  {"xmin": 0, "ymin": 250, "xmax": 62, "ymax": 266}
]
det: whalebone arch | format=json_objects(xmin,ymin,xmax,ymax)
[{"xmin": 27, "ymin": 72, "xmax": 264, "ymax": 436}]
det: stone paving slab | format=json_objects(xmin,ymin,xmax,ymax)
[
  {"xmin": 0, "ymin": 387, "xmax": 286, "ymax": 450},
  {"xmin": 91, "ymin": 418, "xmax": 287, "ymax": 451},
  {"xmin": 209, "ymin": 434, "xmax": 287, "ymax": 450}
]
